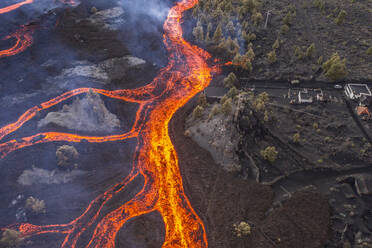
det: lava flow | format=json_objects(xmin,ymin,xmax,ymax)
[
  {"xmin": 1, "ymin": 0, "xmax": 213, "ymax": 247},
  {"xmin": 0, "ymin": 0, "xmax": 34, "ymax": 14},
  {"xmin": 0, "ymin": 0, "xmax": 76, "ymax": 58},
  {"xmin": 0, "ymin": 24, "xmax": 35, "ymax": 58}
]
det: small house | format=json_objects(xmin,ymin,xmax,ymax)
[
  {"xmin": 345, "ymin": 84, "xmax": 372, "ymax": 100},
  {"xmin": 356, "ymin": 106, "xmax": 371, "ymax": 121},
  {"xmin": 298, "ymin": 89, "xmax": 313, "ymax": 104}
]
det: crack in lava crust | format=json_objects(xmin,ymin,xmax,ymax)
[{"xmin": 0, "ymin": 0, "xmax": 215, "ymax": 247}]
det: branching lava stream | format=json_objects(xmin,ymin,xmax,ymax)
[{"xmin": 0, "ymin": 0, "xmax": 214, "ymax": 247}]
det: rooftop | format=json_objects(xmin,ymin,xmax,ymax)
[{"xmin": 346, "ymin": 84, "xmax": 371, "ymax": 96}]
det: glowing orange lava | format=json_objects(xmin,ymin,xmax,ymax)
[
  {"xmin": 0, "ymin": 0, "xmax": 76, "ymax": 58},
  {"xmin": 0, "ymin": 0, "xmax": 34, "ymax": 14},
  {"xmin": 0, "ymin": 0, "xmax": 214, "ymax": 247},
  {"xmin": 0, "ymin": 25, "xmax": 35, "ymax": 58}
]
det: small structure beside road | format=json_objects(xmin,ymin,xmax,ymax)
[
  {"xmin": 344, "ymin": 84, "xmax": 371, "ymax": 100},
  {"xmin": 298, "ymin": 89, "xmax": 313, "ymax": 104},
  {"xmin": 356, "ymin": 106, "xmax": 371, "ymax": 121}
]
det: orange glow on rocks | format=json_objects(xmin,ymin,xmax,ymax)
[{"xmin": 0, "ymin": 0, "xmax": 214, "ymax": 247}]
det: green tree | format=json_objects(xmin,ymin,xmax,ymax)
[
  {"xmin": 192, "ymin": 23, "xmax": 204, "ymax": 42},
  {"xmin": 306, "ymin": 43, "xmax": 316, "ymax": 58},
  {"xmin": 367, "ymin": 46, "xmax": 372, "ymax": 55},
  {"xmin": 322, "ymin": 53, "xmax": 348, "ymax": 81},
  {"xmin": 293, "ymin": 133, "xmax": 300, "ymax": 143},
  {"xmin": 227, "ymin": 86, "xmax": 239, "ymax": 98},
  {"xmin": 224, "ymin": 72, "xmax": 238, "ymax": 88},
  {"xmin": 192, "ymin": 105, "xmax": 204, "ymax": 119},
  {"xmin": 226, "ymin": 20, "xmax": 235, "ymax": 35},
  {"xmin": 251, "ymin": 11, "xmax": 263, "ymax": 26},
  {"xmin": 283, "ymin": 12, "xmax": 293, "ymax": 25},
  {"xmin": 242, "ymin": 31, "xmax": 256, "ymax": 43},
  {"xmin": 246, "ymin": 47, "xmax": 255, "ymax": 60},
  {"xmin": 197, "ymin": 92, "xmax": 208, "ymax": 108},
  {"xmin": 221, "ymin": 98, "xmax": 233, "ymax": 115},
  {"xmin": 272, "ymin": 39, "xmax": 280, "ymax": 50},
  {"xmin": 335, "ymin": 10, "xmax": 347, "ymax": 25},
  {"xmin": 280, "ymin": 24, "xmax": 290, "ymax": 34},
  {"xmin": 213, "ymin": 23, "xmax": 223, "ymax": 44},
  {"xmin": 253, "ymin": 92, "xmax": 269, "ymax": 111},
  {"xmin": 267, "ymin": 50, "xmax": 277, "ymax": 64},
  {"xmin": 260, "ymin": 146, "xmax": 278, "ymax": 163},
  {"xmin": 295, "ymin": 46, "xmax": 304, "ymax": 60}
]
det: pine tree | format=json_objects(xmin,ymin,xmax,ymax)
[
  {"xmin": 272, "ymin": 39, "xmax": 280, "ymax": 50},
  {"xmin": 213, "ymin": 23, "xmax": 223, "ymax": 44},
  {"xmin": 227, "ymin": 20, "xmax": 235, "ymax": 35},
  {"xmin": 306, "ymin": 43, "xmax": 316, "ymax": 58},
  {"xmin": 192, "ymin": 23, "xmax": 204, "ymax": 42}
]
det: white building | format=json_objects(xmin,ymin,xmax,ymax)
[
  {"xmin": 344, "ymin": 84, "xmax": 372, "ymax": 100},
  {"xmin": 298, "ymin": 89, "xmax": 313, "ymax": 104}
]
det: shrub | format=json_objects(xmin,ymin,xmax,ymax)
[
  {"xmin": 293, "ymin": 133, "xmax": 300, "ymax": 143},
  {"xmin": 306, "ymin": 43, "xmax": 316, "ymax": 58},
  {"xmin": 221, "ymin": 98, "xmax": 233, "ymax": 115},
  {"xmin": 314, "ymin": 0, "xmax": 325, "ymax": 11},
  {"xmin": 367, "ymin": 46, "xmax": 372, "ymax": 55},
  {"xmin": 197, "ymin": 92, "xmax": 208, "ymax": 108},
  {"xmin": 233, "ymin": 52, "xmax": 254, "ymax": 72},
  {"xmin": 280, "ymin": 24, "xmax": 290, "ymax": 34},
  {"xmin": 0, "ymin": 229, "xmax": 24, "ymax": 247},
  {"xmin": 243, "ymin": 31, "xmax": 256, "ymax": 43},
  {"xmin": 283, "ymin": 12, "xmax": 293, "ymax": 25},
  {"xmin": 226, "ymin": 21, "xmax": 235, "ymax": 35},
  {"xmin": 260, "ymin": 146, "xmax": 278, "ymax": 163},
  {"xmin": 335, "ymin": 10, "xmax": 347, "ymax": 25},
  {"xmin": 251, "ymin": 11, "xmax": 263, "ymax": 26},
  {"xmin": 224, "ymin": 72, "xmax": 238, "ymax": 88},
  {"xmin": 227, "ymin": 87, "xmax": 239, "ymax": 99},
  {"xmin": 25, "ymin": 196, "xmax": 46, "ymax": 214},
  {"xmin": 317, "ymin": 56, "xmax": 323, "ymax": 65},
  {"xmin": 192, "ymin": 24, "xmax": 204, "ymax": 41},
  {"xmin": 220, "ymin": 95, "xmax": 229, "ymax": 105},
  {"xmin": 253, "ymin": 92, "xmax": 269, "ymax": 111},
  {"xmin": 272, "ymin": 39, "xmax": 280, "ymax": 50},
  {"xmin": 213, "ymin": 23, "xmax": 223, "ymax": 44},
  {"xmin": 209, "ymin": 104, "xmax": 220, "ymax": 118},
  {"xmin": 192, "ymin": 105, "xmax": 204, "ymax": 119},
  {"xmin": 267, "ymin": 50, "xmax": 277, "ymax": 64},
  {"xmin": 295, "ymin": 46, "xmax": 304, "ymax": 60},
  {"xmin": 246, "ymin": 47, "xmax": 255, "ymax": 60},
  {"xmin": 233, "ymin": 222, "xmax": 251, "ymax": 237},
  {"xmin": 322, "ymin": 53, "xmax": 348, "ymax": 81},
  {"xmin": 313, "ymin": 122, "xmax": 319, "ymax": 129}
]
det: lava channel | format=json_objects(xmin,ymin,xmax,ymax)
[
  {"xmin": 0, "ymin": 0, "xmax": 34, "ymax": 15},
  {"xmin": 0, "ymin": 0, "xmax": 214, "ymax": 247}
]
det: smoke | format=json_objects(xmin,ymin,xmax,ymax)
[
  {"xmin": 115, "ymin": 0, "xmax": 173, "ymax": 66},
  {"xmin": 17, "ymin": 166, "xmax": 85, "ymax": 186}
]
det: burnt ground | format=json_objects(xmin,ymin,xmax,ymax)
[
  {"xmin": 0, "ymin": 0, "xmax": 333, "ymax": 247},
  {"xmin": 170, "ymin": 102, "xmax": 330, "ymax": 248},
  {"xmin": 185, "ymin": 0, "xmax": 372, "ymax": 83}
]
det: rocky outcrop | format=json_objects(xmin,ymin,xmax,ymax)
[{"xmin": 38, "ymin": 90, "xmax": 120, "ymax": 132}]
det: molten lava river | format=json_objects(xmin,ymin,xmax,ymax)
[{"xmin": 0, "ymin": 0, "xmax": 215, "ymax": 247}]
